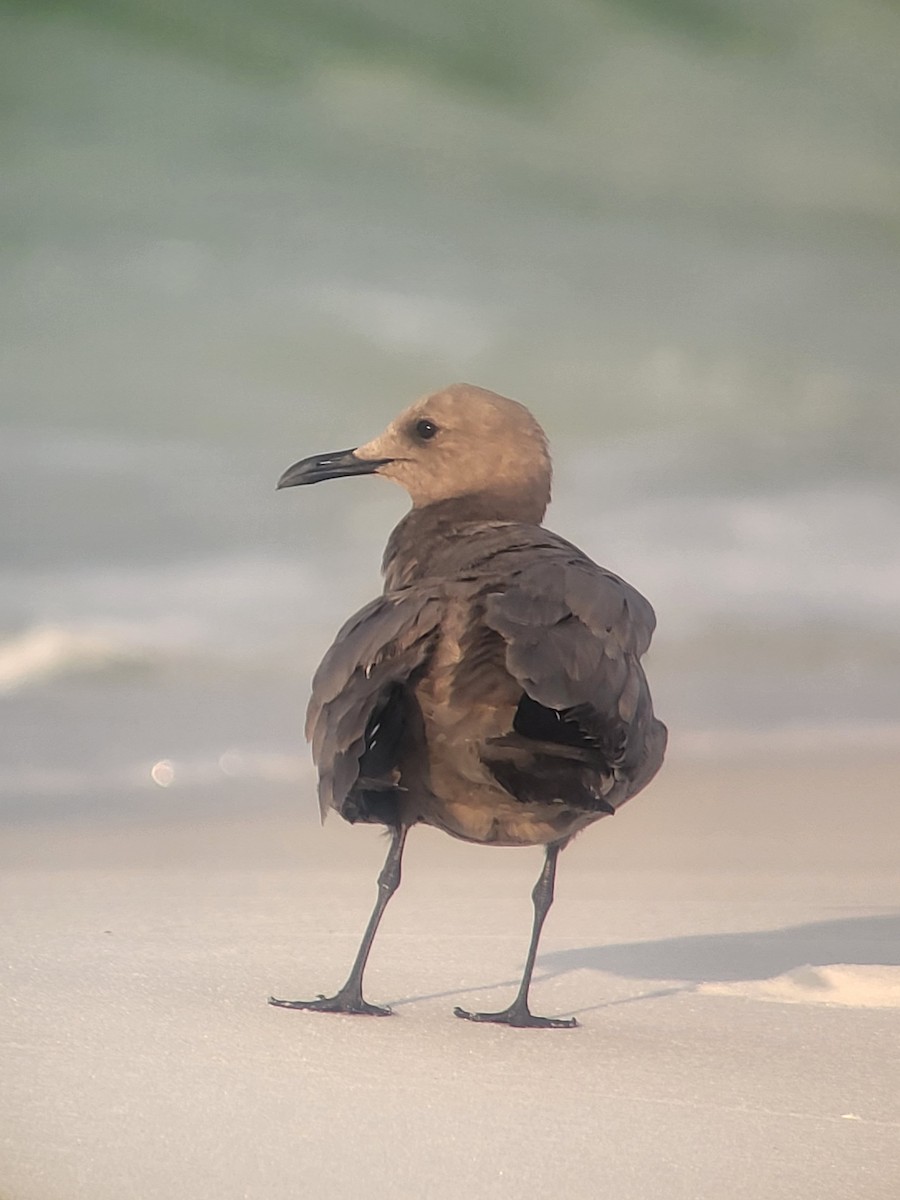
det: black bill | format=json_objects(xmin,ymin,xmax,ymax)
[{"xmin": 277, "ymin": 449, "xmax": 392, "ymax": 489}]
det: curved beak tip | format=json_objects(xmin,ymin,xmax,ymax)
[{"xmin": 276, "ymin": 448, "xmax": 392, "ymax": 490}]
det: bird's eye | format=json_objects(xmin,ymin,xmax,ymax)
[{"xmin": 414, "ymin": 418, "xmax": 439, "ymax": 441}]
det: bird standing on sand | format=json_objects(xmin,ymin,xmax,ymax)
[{"xmin": 270, "ymin": 384, "xmax": 666, "ymax": 1028}]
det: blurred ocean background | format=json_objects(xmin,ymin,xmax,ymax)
[{"xmin": 2, "ymin": 0, "xmax": 899, "ymax": 822}]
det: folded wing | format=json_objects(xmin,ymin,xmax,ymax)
[
  {"xmin": 306, "ymin": 590, "xmax": 441, "ymax": 821},
  {"xmin": 481, "ymin": 548, "xmax": 667, "ymax": 813}
]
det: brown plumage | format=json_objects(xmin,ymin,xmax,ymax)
[{"xmin": 270, "ymin": 384, "xmax": 666, "ymax": 1027}]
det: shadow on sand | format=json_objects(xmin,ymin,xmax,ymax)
[
  {"xmin": 537, "ymin": 911, "xmax": 900, "ymax": 984},
  {"xmin": 390, "ymin": 911, "xmax": 900, "ymax": 1012}
]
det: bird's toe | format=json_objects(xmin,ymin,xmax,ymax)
[
  {"xmin": 268, "ymin": 993, "xmax": 393, "ymax": 1017},
  {"xmin": 453, "ymin": 1003, "xmax": 577, "ymax": 1029}
]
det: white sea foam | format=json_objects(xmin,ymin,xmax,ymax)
[
  {"xmin": 0, "ymin": 624, "xmax": 150, "ymax": 693},
  {"xmin": 0, "ymin": 554, "xmax": 319, "ymax": 692}
]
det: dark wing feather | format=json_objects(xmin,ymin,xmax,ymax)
[
  {"xmin": 306, "ymin": 588, "xmax": 440, "ymax": 820},
  {"xmin": 482, "ymin": 551, "xmax": 666, "ymax": 810}
]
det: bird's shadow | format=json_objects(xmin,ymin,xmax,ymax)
[
  {"xmin": 389, "ymin": 911, "xmax": 900, "ymax": 1011},
  {"xmin": 539, "ymin": 911, "xmax": 900, "ymax": 983}
]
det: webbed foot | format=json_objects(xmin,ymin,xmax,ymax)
[
  {"xmin": 269, "ymin": 990, "xmax": 392, "ymax": 1017},
  {"xmin": 453, "ymin": 1003, "xmax": 576, "ymax": 1029}
]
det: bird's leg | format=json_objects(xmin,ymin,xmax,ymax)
[
  {"xmin": 454, "ymin": 841, "xmax": 577, "ymax": 1029},
  {"xmin": 269, "ymin": 824, "xmax": 407, "ymax": 1016}
]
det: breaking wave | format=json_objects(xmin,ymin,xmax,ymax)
[{"xmin": 0, "ymin": 624, "xmax": 157, "ymax": 692}]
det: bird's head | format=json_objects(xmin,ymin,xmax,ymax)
[{"xmin": 277, "ymin": 384, "xmax": 552, "ymax": 523}]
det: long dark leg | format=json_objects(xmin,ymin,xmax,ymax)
[
  {"xmin": 454, "ymin": 841, "xmax": 576, "ymax": 1029},
  {"xmin": 269, "ymin": 824, "xmax": 407, "ymax": 1016}
]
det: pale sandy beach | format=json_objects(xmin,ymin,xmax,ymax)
[{"xmin": 3, "ymin": 743, "xmax": 899, "ymax": 1200}]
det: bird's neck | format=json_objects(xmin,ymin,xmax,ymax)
[{"xmin": 381, "ymin": 493, "xmax": 547, "ymax": 590}]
